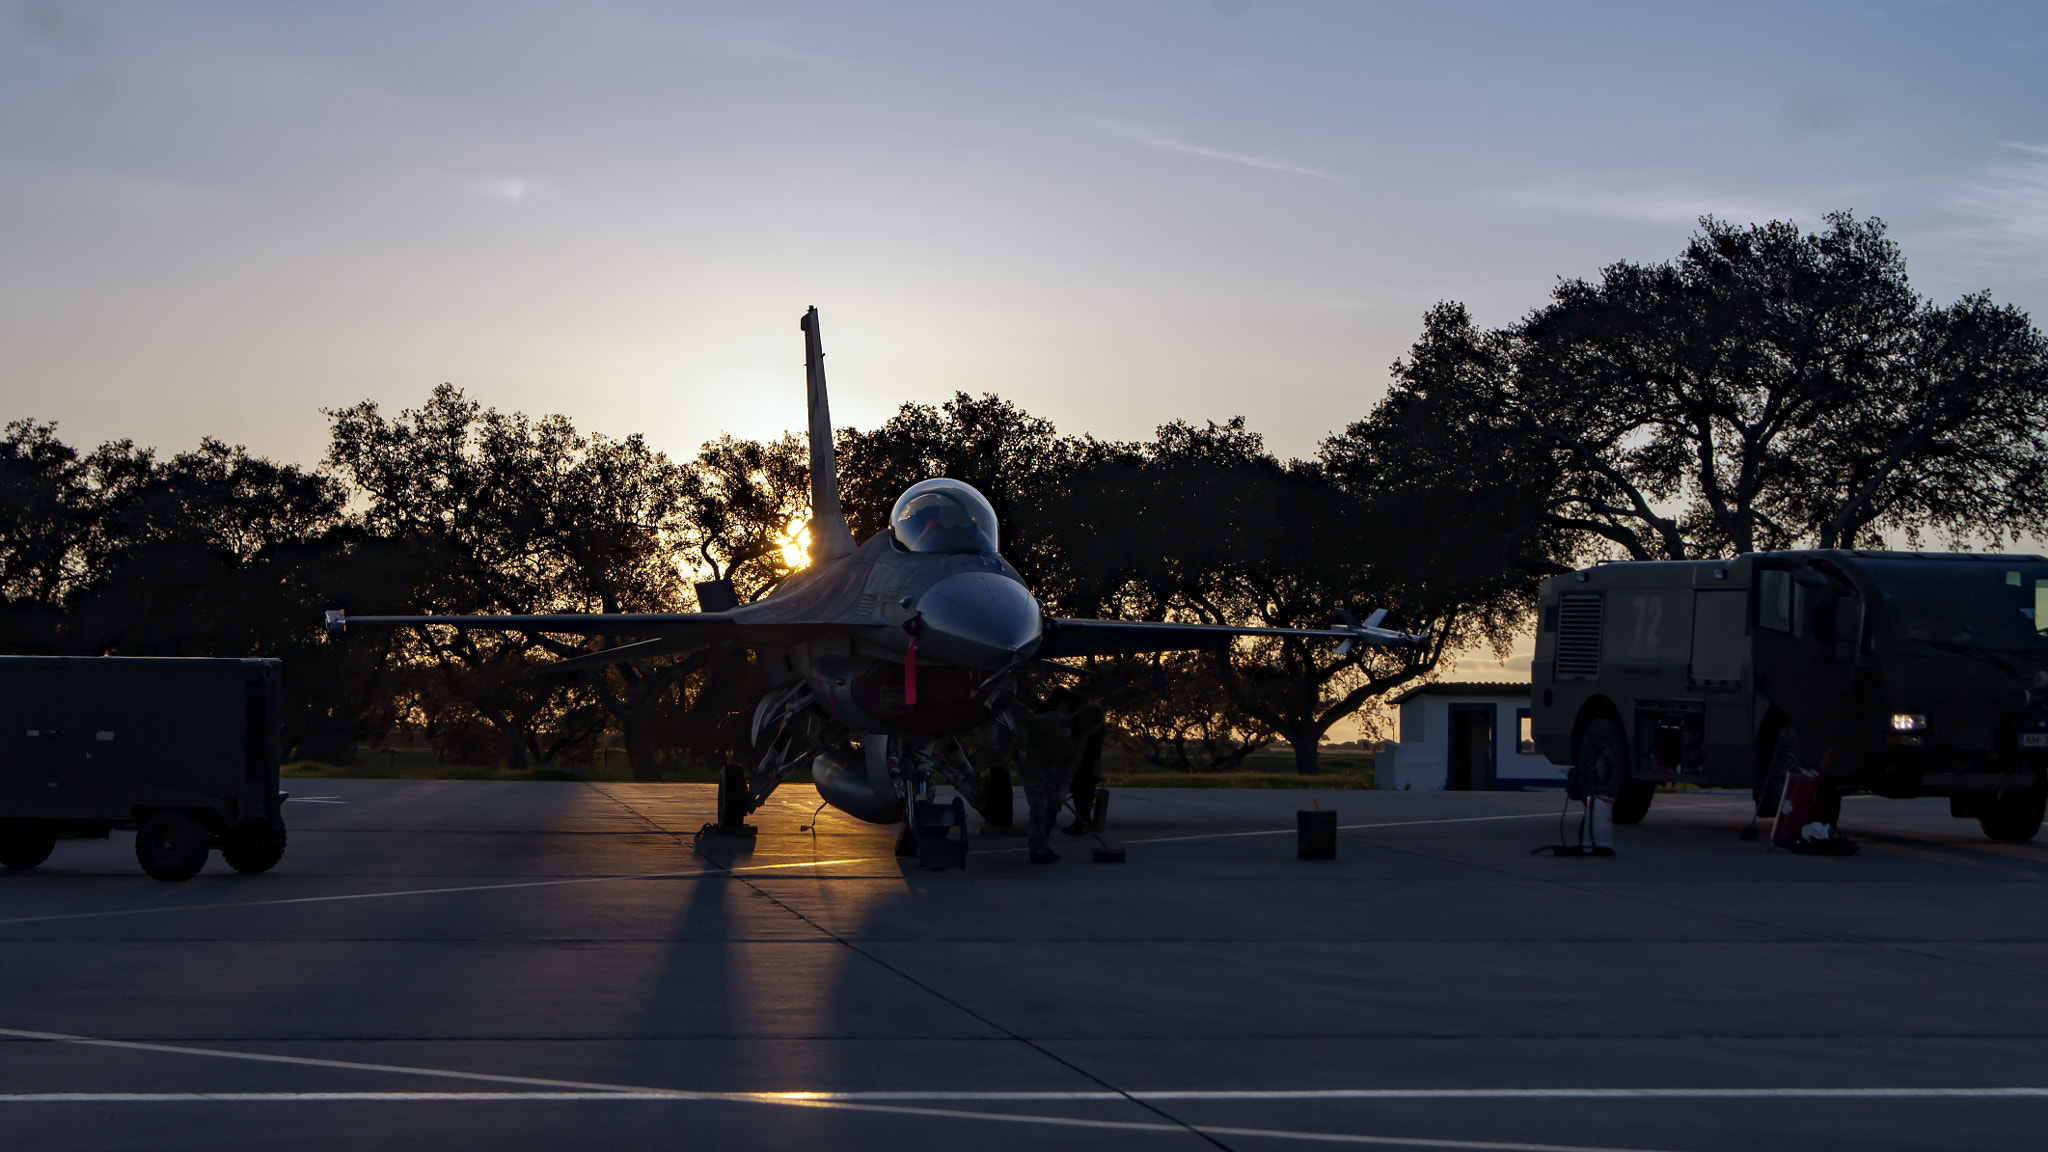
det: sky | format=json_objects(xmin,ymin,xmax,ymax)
[{"xmin": 6, "ymin": 0, "xmax": 2048, "ymax": 690}]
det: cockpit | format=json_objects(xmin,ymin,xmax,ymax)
[{"xmin": 890, "ymin": 479, "xmax": 999, "ymax": 554}]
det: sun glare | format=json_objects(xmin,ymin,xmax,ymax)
[{"xmin": 778, "ymin": 519, "xmax": 810, "ymax": 570}]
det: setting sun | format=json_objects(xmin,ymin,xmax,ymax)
[{"xmin": 778, "ymin": 518, "xmax": 810, "ymax": 570}]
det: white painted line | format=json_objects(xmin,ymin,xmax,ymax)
[
  {"xmin": 10, "ymin": 1027, "xmax": 2039, "ymax": 1099},
  {"xmin": 0, "ymin": 1094, "xmax": 1673, "ymax": 1151},
  {"xmin": 0, "ymin": 1027, "xmax": 695, "ymax": 1093},
  {"xmin": 18, "ymin": 1026, "xmax": 2036, "ymax": 1151},
  {"xmin": 0, "ymin": 870, "xmax": 710, "ymax": 927},
  {"xmin": 1125, "ymin": 811, "xmax": 1558, "ymax": 847},
  {"xmin": 728, "ymin": 857, "xmax": 876, "ymax": 872},
  {"xmin": 3, "ymin": 1088, "xmax": 2045, "ymax": 1103}
]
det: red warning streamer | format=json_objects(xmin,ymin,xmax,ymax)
[{"xmin": 903, "ymin": 636, "xmax": 918, "ymax": 706}]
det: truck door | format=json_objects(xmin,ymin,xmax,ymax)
[
  {"xmin": 1753, "ymin": 566, "xmax": 1856, "ymax": 772},
  {"xmin": 14, "ymin": 663, "xmax": 100, "ymax": 819},
  {"xmin": 1690, "ymin": 589, "xmax": 1752, "ymax": 780}
]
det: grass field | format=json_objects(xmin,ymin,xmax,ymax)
[{"xmin": 286, "ymin": 746, "xmax": 1377, "ymax": 789}]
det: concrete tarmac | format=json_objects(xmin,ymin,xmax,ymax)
[{"xmin": 5, "ymin": 781, "xmax": 2048, "ymax": 1151}]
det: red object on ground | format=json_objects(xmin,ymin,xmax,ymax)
[
  {"xmin": 1772, "ymin": 767, "xmax": 1821, "ymax": 846},
  {"xmin": 903, "ymin": 637, "xmax": 918, "ymax": 706}
]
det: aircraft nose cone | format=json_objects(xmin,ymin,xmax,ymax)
[{"xmin": 914, "ymin": 572, "xmax": 1043, "ymax": 667}]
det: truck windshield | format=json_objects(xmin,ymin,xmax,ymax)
[{"xmin": 1864, "ymin": 560, "xmax": 2048, "ymax": 650}]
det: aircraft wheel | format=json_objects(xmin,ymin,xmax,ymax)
[
  {"xmin": 716, "ymin": 763, "xmax": 750, "ymax": 827},
  {"xmin": 980, "ymin": 762, "xmax": 1014, "ymax": 829},
  {"xmin": 135, "ymin": 810, "xmax": 211, "ymax": 882},
  {"xmin": 220, "ymin": 817, "xmax": 288, "ymax": 874},
  {"xmin": 1980, "ymin": 780, "xmax": 2046, "ymax": 842},
  {"xmin": 0, "ymin": 825, "xmax": 57, "ymax": 870},
  {"xmin": 1577, "ymin": 717, "xmax": 1651, "ymax": 824}
]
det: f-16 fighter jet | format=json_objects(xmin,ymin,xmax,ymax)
[{"xmin": 327, "ymin": 309, "xmax": 1420, "ymax": 861}]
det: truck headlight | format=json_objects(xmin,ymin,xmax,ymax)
[{"xmin": 1890, "ymin": 713, "xmax": 1928, "ymax": 732}]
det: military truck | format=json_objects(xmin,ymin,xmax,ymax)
[
  {"xmin": 0, "ymin": 657, "xmax": 288, "ymax": 881},
  {"xmin": 1530, "ymin": 551, "xmax": 2048, "ymax": 842}
]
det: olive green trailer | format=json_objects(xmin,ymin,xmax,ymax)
[{"xmin": 0, "ymin": 656, "xmax": 286, "ymax": 880}]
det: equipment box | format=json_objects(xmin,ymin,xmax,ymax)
[{"xmin": 0, "ymin": 656, "xmax": 287, "ymax": 881}]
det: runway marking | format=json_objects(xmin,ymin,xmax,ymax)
[
  {"xmin": 0, "ymin": 853, "xmax": 891, "ymax": 927},
  {"xmin": 1122, "ymin": 811, "xmax": 1558, "ymax": 847},
  {"xmin": 0, "ymin": 1095, "xmax": 1669, "ymax": 1152},
  {"xmin": 8, "ymin": 1024, "xmax": 2040, "ymax": 1152},
  {"xmin": 728, "ymin": 856, "xmax": 878, "ymax": 872},
  {"xmin": 285, "ymin": 797, "xmax": 347, "ymax": 805},
  {"xmin": 2, "ymin": 1088, "xmax": 2045, "ymax": 1102},
  {"xmin": 0, "ymin": 870, "xmax": 710, "ymax": 927}
]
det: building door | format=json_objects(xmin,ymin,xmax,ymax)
[{"xmin": 1446, "ymin": 704, "xmax": 1496, "ymax": 791}]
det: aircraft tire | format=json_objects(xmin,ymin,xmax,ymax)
[
  {"xmin": 717, "ymin": 764, "xmax": 750, "ymax": 827},
  {"xmin": 135, "ymin": 810, "xmax": 210, "ymax": 882},
  {"xmin": 1577, "ymin": 717, "xmax": 1652, "ymax": 824},
  {"xmin": 0, "ymin": 825, "xmax": 57, "ymax": 870},
  {"xmin": 980, "ymin": 762, "xmax": 1014, "ymax": 829},
  {"xmin": 1979, "ymin": 781, "xmax": 2046, "ymax": 843},
  {"xmin": 220, "ymin": 818, "xmax": 288, "ymax": 874}
]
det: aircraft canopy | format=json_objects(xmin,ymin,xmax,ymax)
[{"xmin": 890, "ymin": 479, "xmax": 999, "ymax": 554}]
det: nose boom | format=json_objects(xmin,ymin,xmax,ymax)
[{"xmin": 913, "ymin": 572, "xmax": 1043, "ymax": 667}]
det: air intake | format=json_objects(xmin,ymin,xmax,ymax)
[{"xmin": 1555, "ymin": 593, "xmax": 1603, "ymax": 680}]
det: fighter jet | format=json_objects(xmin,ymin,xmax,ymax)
[{"xmin": 327, "ymin": 308, "xmax": 1420, "ymax": 860}]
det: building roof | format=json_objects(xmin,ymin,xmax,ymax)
[{"xmin": 1387, "ymin": 681, "xmax": 1531, "ymax": 706}]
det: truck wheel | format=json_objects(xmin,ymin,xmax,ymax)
[
  {"xmin": 220, "ymin": 818, "xmax": 288, "ymax": 874},
  {"xmin": 1979, "ymin": 782, "xmax": 2046, "ymax": 843},
  {"xmin": 1578, "ymin": 717, "xmax": 1653, "ymax": 825},
  {"xmin": 717, "ymin": 763, "xmax": 750, "ymax": 827},
  {"xmin": 135, "ymin": 810, "xmax": 211, "ymax": 882},
  {"xmin": 0, "ymin": 826, "xmax": 57, "ymax": 870},
  {"xmin": 1755, "ymin": 726, "xmax": 1800, "ymax": 820}
]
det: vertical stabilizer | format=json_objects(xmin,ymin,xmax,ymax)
[{"xmin": 800, "ymin": 307, "xmax": 857, "ymax": 562}]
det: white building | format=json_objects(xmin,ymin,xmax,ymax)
[{"xmin": 1377, "ymin": 682, "xmax": 1568, "ymax": 792}]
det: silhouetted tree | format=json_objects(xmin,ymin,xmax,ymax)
[{"xmin": 1407, "ymin": 213, "xmax": 2048, "ymax": 561}]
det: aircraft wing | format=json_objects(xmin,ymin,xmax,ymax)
[
  {"xmin": 326, "ymin": 610, "xmax": 738, "ymax": 642},
  {"xmin": 1035, "ymin": 615, "xmax": 1422, "ymax": 660}
]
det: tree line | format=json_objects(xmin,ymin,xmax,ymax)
[{"xmin": 3, "ymin": 214, "xmax": 2041, "ymax": 776}]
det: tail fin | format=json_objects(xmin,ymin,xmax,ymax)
[{"xmin": 800, "ymin": 307, "xmax": 857, "ymax": 562}]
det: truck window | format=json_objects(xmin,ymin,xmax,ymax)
[
  {"xmin": 1757, "ymin": 570, "xmax": 1792, "ymax": 633},
  {"xmin": 1866, "ymin": 560, "xmax": 2048, "ymax": 648},
  {"xmin": 1690, "ymin": 590, "xmax": 1746, "ymax": 683}
]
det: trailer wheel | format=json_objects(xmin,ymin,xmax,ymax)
[
  {"xmin": 1756, "ymin": 726, "xmax": 1800, "ymax": 820},
  {"xmin": 220, "ymin": 818, "xmax": 288, "ymax": 874},
  {"xmin": 0, "ymin": 826, "xmax": 57, "ymax": 870},
  {"xmin": 1979, "ymin": 783, "xmax": 2046, "ymax": 843},
  {"xmin": 135, "ymin": 810, "xmax": 210, "ymax": 882},
  {"xmin": 1578, "ymin": 716, "xmax": 1653, "ymax": 825}
]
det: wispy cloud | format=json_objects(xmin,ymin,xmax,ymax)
[
  {"xmin": 1939, "ymin": 148, "xmax": 2048, "ymax": 264},
  {"xmin": 1506, "ymin": 177, "xmax": 1821, "ymax": 228},
  {"xmin": 601, "ymin": 17, "xmax": 840, "ymax": 67},
  {"xmin": 1081, "ymin": 115, "xmax": 1339, "ymax": 180},
  {"xmin": 471, "ymin": 176, "xmax": 540, "ymax": 205}
]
